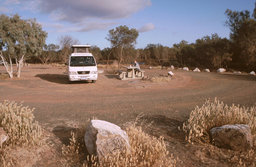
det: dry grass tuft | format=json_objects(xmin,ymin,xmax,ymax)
[
  {"xmin": 182, "ymin": 98, "xmax": 256, "ymax": 166},
  {"xmin": 63, "ymin": 124, "xmax": 176, "ymax": 167},
  {"xmin": 182, "ymin": 98, "xmax": 256, "ymax": 144},
  {"xmin": 0, "ymin": 101, "xmax": 42, "ymax": 146},
  {"xmin": 0, "ymin": 73, "xmax": 9, "ymax": 80},
  {"xmin": 150, "ymin": 76, "xmax": 171, "ymax": 82}
]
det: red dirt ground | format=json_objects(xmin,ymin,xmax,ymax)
[{"xmin": 0, "ymin": 64, "xmax": 256, "ymax": 166}]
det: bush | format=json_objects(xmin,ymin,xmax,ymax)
[
  {"xmin": 63, "ymin": 124, "xmax": 176, "ymax": 167},
  {"xmin": 182, "ymin": 98, "xmax": 256, "ymax": 144},
  {"xmin": 0, "ymin": 101, "xmax": 42, "ymax": 146},
  {"xmin": 150, "ymin": 76, "xmax": 171, "ymax": 82}
]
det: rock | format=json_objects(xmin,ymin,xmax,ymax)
[
  {"xmin": 250, "ymin": 71, "xmax": 255, "ymax": 75},
  {"xmin": 183, "ymin": 67, "xmax": 189, "ymax": 71},
  {"xmin": 84, "ymin": 120, "xmax": 130, "ymax": 160},
  {"xmin": 193, "ymin": 68, "xmax": 200, "ymax": 72},
  {"xmin": 217, "ymin": 68, "xmax": 226, "ymax": 73},
  {"xmin": 168, "ymin": 71, "xmax": 174, "ymax": 77},
  {"xmin": 0, "ymin": 127, "xmax": 8, "ymax": 147},
  {"xmin": 149, "ymin": 66, "xmax": 152, "ymax": 69},
  {"xmin": 170, "ymin": 65, "xmax": 175, "ymax": 70},
  {"xmin": 210, "ymin": 124, "xmax": 252, "ymax": 151},
  {"xmin": 204, "ymin": 69, "xmax": 210, "ymax": 72}
]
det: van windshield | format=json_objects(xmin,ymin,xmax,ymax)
[{"xmin": 70, "ymin": 56, "xmax": 96, "ymax": 67}]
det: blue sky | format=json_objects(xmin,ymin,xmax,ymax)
[{"xmin": 0, "ymin": 0, "xmax": 254, "ymax": 49}]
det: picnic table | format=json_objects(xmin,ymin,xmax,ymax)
[{"xmin": 119, "ymin": 65, "xmax": 145, "ymax": 80}]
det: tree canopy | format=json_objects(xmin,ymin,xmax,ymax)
[
  {"xmin": 0, "ymin": 14, "xmax": 47, "ymax": 78},
  {"xmin": 225, "ymin": 4, "xmax": 256, "ymax": 70},
  {"xmin": 106, "ymin": 25, "xmax": 138, "ymax": 68}
]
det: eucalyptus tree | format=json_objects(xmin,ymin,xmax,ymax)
[
  {"xmin": 58, "ymin": 35, "xmax": 79, "ymax": 63},
  {"xmin": 106, "ymin": 25, "xmax": 138, "ymax": 68},
  {"xmin": 0, "ymin": 14, "xmax": 47, "ymax": 78},
  {"xmin": 225, "ymin": 3, "xmax": 256, "ymax": 70}
]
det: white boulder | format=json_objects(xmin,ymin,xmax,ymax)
[
  {"xmin": 149, "ymin": 66, "xmax": 152, "ymax": 70},
  {"xmin": 193, "ymin": 68, "xmax": 201, "ymax": 72},
  {"xmin": 168, "ymin": 71, "xmax": 174, "ymax": 77},
  {"xmin": 0, "ymin": 127, "xmax": 8, "ymax": 147},
  {"xmin": 170, "ymin": 65, "xmax": 175, "ymax": 70},
  {"xmin": 217, "ymin": 68, "xmax": 226, "ymax": 73},
  {"xmin": 250, "ymin": 71, "xmax": 255, "ymax": 75},
  {"xmin": 204, "ymin": 69, "xmax": 210, "ymax": 72},
  {"xmin": 84, "ymin": 120, "xmax": 130, "ymax": 161},
  {"xmin": 210, "ymin": 124, "xmax": 252, "ymax": 151},
  {"xmin": 183, "ymin": 67, "xmax": 189, "ymax": 71}
]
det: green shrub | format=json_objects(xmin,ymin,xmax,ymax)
[
  {"xmin": 182, "ymin": 98, "xmax": 256, "ymax": 144},
  {"xmin": 0, "ymin": 101, "xmax": 42, "ymax": 146}
]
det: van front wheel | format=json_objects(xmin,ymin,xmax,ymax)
[{"xmin": 92, "ymin": 80, "xmax": 96, "ymax": 83}]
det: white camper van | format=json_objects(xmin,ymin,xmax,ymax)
[{"xmin": 68, "ymin": 45, "xmax": 98, "ymax": 83}]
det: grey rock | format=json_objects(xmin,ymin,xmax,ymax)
[
  {"xmin": 250, "ymin": 71, "xmax": 255, "ymax": 75},
  {"xmin": 84, "ymin": 120, "xmax": 130, "ymax": 161},
  {"xmin": 168, "ymin": 71, "xmax": 174, "ymax": 77},
  {"xmin": 217, "ymin": 68, "xmax": 226, "ymax": 73},
  {"xmin": 210, "ymin": 124, "xmax": 252, "ymax": 151},
  {"xmin": 183, "ymin": 67, "xmax": 189, "ymax": 71},
  {"xmin": 193, "ymin": 68, "xmax": 201, "ymax": 72},
  {"xmin": 204, "ymin": 69, "xmax": 210, "ymax": 72}
]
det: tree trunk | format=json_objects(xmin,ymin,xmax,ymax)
[
  {"xmin": 0, "ymin": 51, "xmax": 13, "ymax": 78},
  {"xmin": 118, "ymin": 45, "xmax": 124, "ymax": 70},
  {"xmin": 17, "ymin": 55, "xmax": 24, "ymax": 78}
]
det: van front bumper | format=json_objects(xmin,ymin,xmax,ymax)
[{"xmin": 69, "ymin": 75, "xmax": 98, "ymax": 81}]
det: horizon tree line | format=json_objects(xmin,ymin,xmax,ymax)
[{"xmin": 1, "ymin": 4, "xmax": 256, "ymax": 78}]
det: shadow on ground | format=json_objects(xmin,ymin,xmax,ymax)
[
  {"xmin": 138, "ymin": 115, "xmax": 185, "ymax": 141},
  {"xmin": 52, "ymin": 126, "xmax": 77, "ymax": 145},
  {"xmin": 36, "ymin": 74, "xmax": 92, "ymax": 84},
  {"xmin": 104, "ymin": 74, "xmax": 119, "ymax": 79},
  {"xmin": 221, "ymin": 73, "xmax": 256, "ymax": 81}
]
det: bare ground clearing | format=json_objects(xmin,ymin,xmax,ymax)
[{"xmin": 0, "ymin": 64, "xmax": 256, "ymax": 166}]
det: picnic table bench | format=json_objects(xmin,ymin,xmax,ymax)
[{"xmin": 119, "ymin": 66, "xmax": 145, "ymax": 80}]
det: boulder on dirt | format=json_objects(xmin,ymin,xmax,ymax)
[
  {"xmin": 210, "ymin": 124, "xmax": 252, "ymax": 151},
  {"xmin": 193, "ymin": 68, "xmax": 201, "ymax": 72},
  {"xmin": 250, "ymin": 71, "xmax": 255, "ymax": 75},
  {"xmin": 170, "ymin": 65, "xmax": 175, "ymax": 70},
  {"xmin": 204, "ymin": 69, "xmax": 210, "ymax": 72},
  {"xmin": 0, "ymin": 127, "xmax": 8, "ymax": 147},
  {"xmin": 217, "ymin": 68, "xmax": 226, "ymax": 73},
  {"xmin": 84, "ymin": 120, "xmax": 130, "ymax": 161},
  {"xmin": 183, "ymin": 67, "xmax": 189, "ymax": 71},
  {"xmin": 168, "ymin": 71, "xmax": 174, "ymax": 77}
]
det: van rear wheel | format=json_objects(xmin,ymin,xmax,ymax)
[{"xmin": 92, "ymin": 80, "xmax": 96, "ymax": 83}]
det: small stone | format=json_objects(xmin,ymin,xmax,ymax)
[
  {"xmin": 204, "ymin": 69, "xmax": 210, "ymax": 72},
  {"xmin": 210, "ymin": 124, "xmax": 252, "ymax": 151},
  {"xmin": 249, "ymin": 71, "xmax": 255, "ymax": 75},
  {"xmin": 170, "ymin": 65, "xmax": 175, "ymax": 70},
  {"xmin": 168, "ymin": 71, "xmax": 174, "ymax": 77},
  {"xmin": 217, "ymin": 68, "xmax": 226, "ymax": 73},
  {"xmin": 193, "ymin": 68, "xmax": 200, "ymax": 72},
  {"xmin": 183, "ymin": 67, "xmax": 189, "ymax": 71}
]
